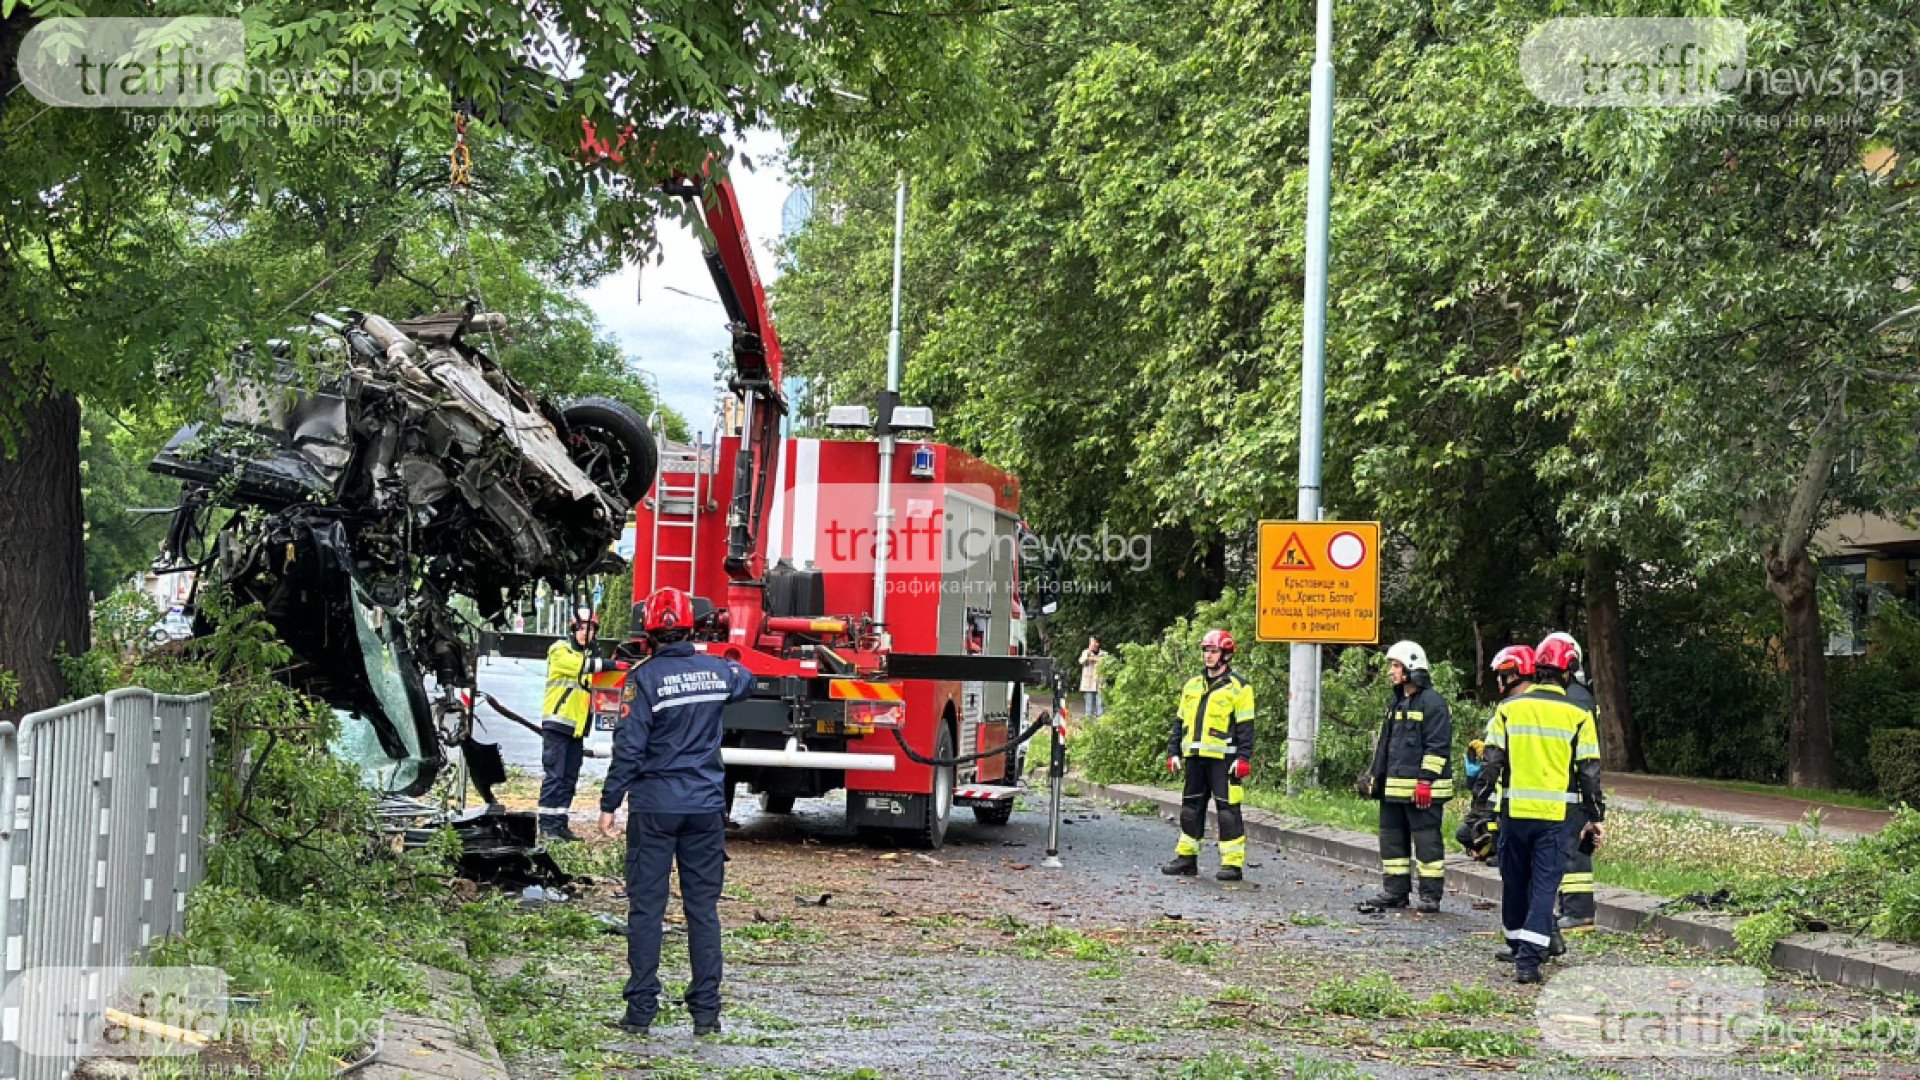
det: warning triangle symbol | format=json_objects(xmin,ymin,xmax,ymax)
[{"xmin": 1271, "ymin": 531, "xmax": 1316, "ymax": 571}]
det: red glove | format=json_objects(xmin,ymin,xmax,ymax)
[
  {"xmin": 1412, "ymin": 780, "xmax": 1433, "ymax": 809},
  {"xmin": 1166, "ymin": 756, "xmax": 1182, "ymax": 775},
  {"xmin": 612, "ymin": 660, "xmax": 633, "ymax": 672},
  {"xmin": 1231, "ymin": 759, "xmax": 1250, "ymax": 781}
]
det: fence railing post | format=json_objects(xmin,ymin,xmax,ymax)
[{"xmin": 0, "ymin": 690, "xmax": 212, "ymax": 1080}]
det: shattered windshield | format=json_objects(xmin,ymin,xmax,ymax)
[{"xmin": 327, "ymin": 580, "xmax": 430, "ymax": 792}]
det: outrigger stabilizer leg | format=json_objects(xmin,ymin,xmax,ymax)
[{"xmin": 1043, "ymin": 670, "xmax": 1070, "ymax": 869}]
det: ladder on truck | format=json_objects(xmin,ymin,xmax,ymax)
[{"xmin": 648, "ymin": 419, "xmax": 709, "ymax": 595}]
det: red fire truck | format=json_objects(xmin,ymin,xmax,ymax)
[{"xmin": 582, "ymin": 168, "xmax": 1059, "ymax": 848}]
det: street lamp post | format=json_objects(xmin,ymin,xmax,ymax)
[{"xmin": 1287, "ymin": 0, "xmax": 1336, "ymax": 789}]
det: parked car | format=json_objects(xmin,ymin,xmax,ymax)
[{"xmin": 150, "ymin": 611, "xmax": 195, "ymax": 642}]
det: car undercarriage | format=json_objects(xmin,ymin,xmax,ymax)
[{"xmin": 150, "ymin": 305, "xmax": 656, "ymax": 796}]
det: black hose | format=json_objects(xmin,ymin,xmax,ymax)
[
  {"xmin": 478, "ymin": 691, "xmax": 607, "ymax": 759},
  {"xmin": 889, "ymin": 711, "xmax": 1058, "ymax": 768}
]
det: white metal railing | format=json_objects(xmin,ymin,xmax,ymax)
[{"xmin": 0, "ymin": 689, "xmax": 214, "ymax": 1080}]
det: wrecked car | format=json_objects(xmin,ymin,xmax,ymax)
[{"xmin": 150, "ymin": 306, "xmax": 656, "ymax": 795}]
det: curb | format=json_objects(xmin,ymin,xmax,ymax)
[
  {"xmin": 1080, "ymin": 780, "xmax": 1920, "ymax": 996},
  {"xmin": 359, "ymin": 960, "xmax": 509, "ymax": 1080}
]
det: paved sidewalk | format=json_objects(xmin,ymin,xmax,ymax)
[{"xmin": 1605, "ymin": 773, "xmax": 1892, "ymax": 838}]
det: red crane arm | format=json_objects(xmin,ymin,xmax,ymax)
[{"xmin": 663, "ymin": 164, "xmax": 787, "ymax": 584}]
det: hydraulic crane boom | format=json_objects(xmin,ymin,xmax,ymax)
[{"xmin": 663, "ymin": 169, "xmax": 788, "ymax": 585}]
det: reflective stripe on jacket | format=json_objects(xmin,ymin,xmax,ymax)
[
  {"xmin": 1166, "ymin": 669, "xmax": 1255, "ymax": 761},
  {"xmin": 1367, "ymin": 677, "xmax": 1454, "ymax": 802},
  {"xmin": 1486, "ymin": 683, "xmax": 1600, "ymax": 821},
  {"xmin": 601, "ymin": 640, "xmax": 756, "ymax": 814}
]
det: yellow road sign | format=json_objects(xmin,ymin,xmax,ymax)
[{"xmin": 1256, "ymin": 521, "xmax": 1381, "ymax": 644}]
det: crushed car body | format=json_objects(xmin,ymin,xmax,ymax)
[{"xmin": 150, "ymin": 305, "xmax": 656, "ymax": 796}]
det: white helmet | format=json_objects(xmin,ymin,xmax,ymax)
[
  {"xmin": 1538, "ymin": 631, "xmax": 1583, "ymax": 671},
  {"xmin": 1385, "ymin": 640, "xmax": 1428, "ymax": 672}
]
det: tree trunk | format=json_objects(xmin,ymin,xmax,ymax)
[
  {"xmin": 0, "ymin": 389, "xmax": 89, "ymax": 723},
  {"xmin": 1471, "ymin": 618, "xmax": 1488, "ymax": 703},
  {"xmin": 1767, "ymin": 547, "xmax": 1836, "ymax": 789},
  {"xmin": 1583, "ymin": 548, "xmax": 1643, "ymax": 771}
]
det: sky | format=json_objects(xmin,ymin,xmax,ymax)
[{"xmin": 581, "ymin": 128, "xmax": 797, "ymax": 439}]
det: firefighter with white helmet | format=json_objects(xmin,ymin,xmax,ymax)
[
  {"xmin": 1357, "ymin": 640, "xmax": 1454, "ymax": 914},
  {"xmin": 538, "ymin": 605, "xmax": 627, "ymax": 840},
  {"xmin": 1160, "ymin": 628, "xmax": 1257, "ymax": 881},
  {"xmin": 1536, "ymin": 631, "xmax": 1598, "ymax": 930}
]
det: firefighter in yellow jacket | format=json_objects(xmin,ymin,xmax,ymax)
[
  {"xmin": 540, "ymin": 606, "xmax": 626, "ymax": 840},
  {"xmin": 1480, "ymin": 644, "xmax": 1606, "ymax": 984},
  {"xmin": 1160, "ymin": 629, "xmax": 1256, "ymax": 882}
]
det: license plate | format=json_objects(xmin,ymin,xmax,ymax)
[{"xmin": 594, "ymin": 713, "xmax": 618, "ymax": 732}]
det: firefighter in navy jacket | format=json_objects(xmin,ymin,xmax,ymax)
[
  {"xmin": 599, "ymin": 587, "xmax": 755, "ymax": 1037},
  {"xmin": 1357, "ymin": 640, "xmax": 1455, "ymax": 914}
]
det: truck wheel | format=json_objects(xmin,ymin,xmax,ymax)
[
  {"xmin": 760, "ymin": 792, "xmax": 796, "ymax": 815},
  {"xmin": 972, "ymin": 801, "xmax": 1014, "ymax": 827},
  {"xmin": 911, "ymin": 726, "xmax": 956, "ymax": 849},
  {"xmin": 562, "ymin": 396, "xmax": 658, "ymax": 505}
]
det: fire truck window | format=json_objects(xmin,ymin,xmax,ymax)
[{"xmin": 965, "ymin": 609, "xmax": 990, "ymax": 654}]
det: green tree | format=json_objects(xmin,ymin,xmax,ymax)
[{"xmin": 0, "ymin": 0, "xmax": 980, "ymax": 719}]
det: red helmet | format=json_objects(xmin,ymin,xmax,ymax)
[
  {"xmin": 1201, "ymin": 629, "xmax": 1236, "ymax": 656},
  {"xmin": 643, "ymin": 588, "xmax": 694, "ymax": 633},
  {"xmin": 1536, "ymin": 632, "xmax": 1581, "ymax": 673},
  {"xmin": 1491, "ymin": 645, "xmax": 1536, "ymax": 677}
]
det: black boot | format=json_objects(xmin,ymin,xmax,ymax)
[
  {"xmin": 1160, "ymin": 853, "xmax": 1199, "ymax": 876},
  {"xmin": 540, "ymin": 814, "xmax": 580, "ymax": 842},
  {"xmin": 1356, "ymin": 892, "xmax": 1409, "ymax": 914},
  {"xmin": 1557, "ymin": 914, "xmax": 1593, "ymax": 930},
  {"xmin": 1216, "ymin": 864, "xmax": 1243, "ymax": 882},
  {"xmin": 1414, "ymin": 894, "xmax": 1441, "ymax": 914},
  {"xmin": 1515, "ymin": 967, "xmax": 1543, "ymax": 985},
  {"xmin": 1548, "ymin": 930, "xmax": 1567, "ymax": 959},
  {"xmin": 1494, "ymin": 947, "xmax": 1515, "ymax": 962}
]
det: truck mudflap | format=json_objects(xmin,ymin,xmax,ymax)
[{"xmin": 848, "ymin": 791, "xmax": 931, "ymax": 830}]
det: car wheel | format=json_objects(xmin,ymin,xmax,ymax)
[{"xmin": 562, "ymin": 396, "xmax": 659, "ymax": 506}]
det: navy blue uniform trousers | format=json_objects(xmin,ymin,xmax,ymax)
[
  {"xmin": 624, "ymin": 811, "xmax": 727, "ymax": 1022},
  {"xmin": 539, "ymin": 727, "xmax": 585, "ymax": 817},
  {"xmin": 1498, "ymin": 814, "xmax": 1569, "ymax": 969}
]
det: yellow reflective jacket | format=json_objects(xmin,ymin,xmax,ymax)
[
  {"xmin": 1166, "ymin": 669, "xmax": 1256, "ymax": 761},
  {"xmin": 1485, "ymin": 683, "xmax": 1601, "ymax": 821},
  {"xmin": 543, "ymin": 640, "xmax": 599, "ymax": 737}
]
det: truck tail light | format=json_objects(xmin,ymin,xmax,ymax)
[{"xmin": 842, "ymin": 703, "xmax": 904, "ymax": 735}]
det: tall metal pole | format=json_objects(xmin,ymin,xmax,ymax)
[
  {"xmin": 1287, "ymin": 0, "xmax": 1336, "ymax": 789},
  {"xmin": 871, "ymin": 171, "xmax": 909, "ymax": 631}
]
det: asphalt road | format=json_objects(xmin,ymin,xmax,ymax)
[{"xmin": 492, "ymin": 789, "xmax": 1915, "ymax": 1079}]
